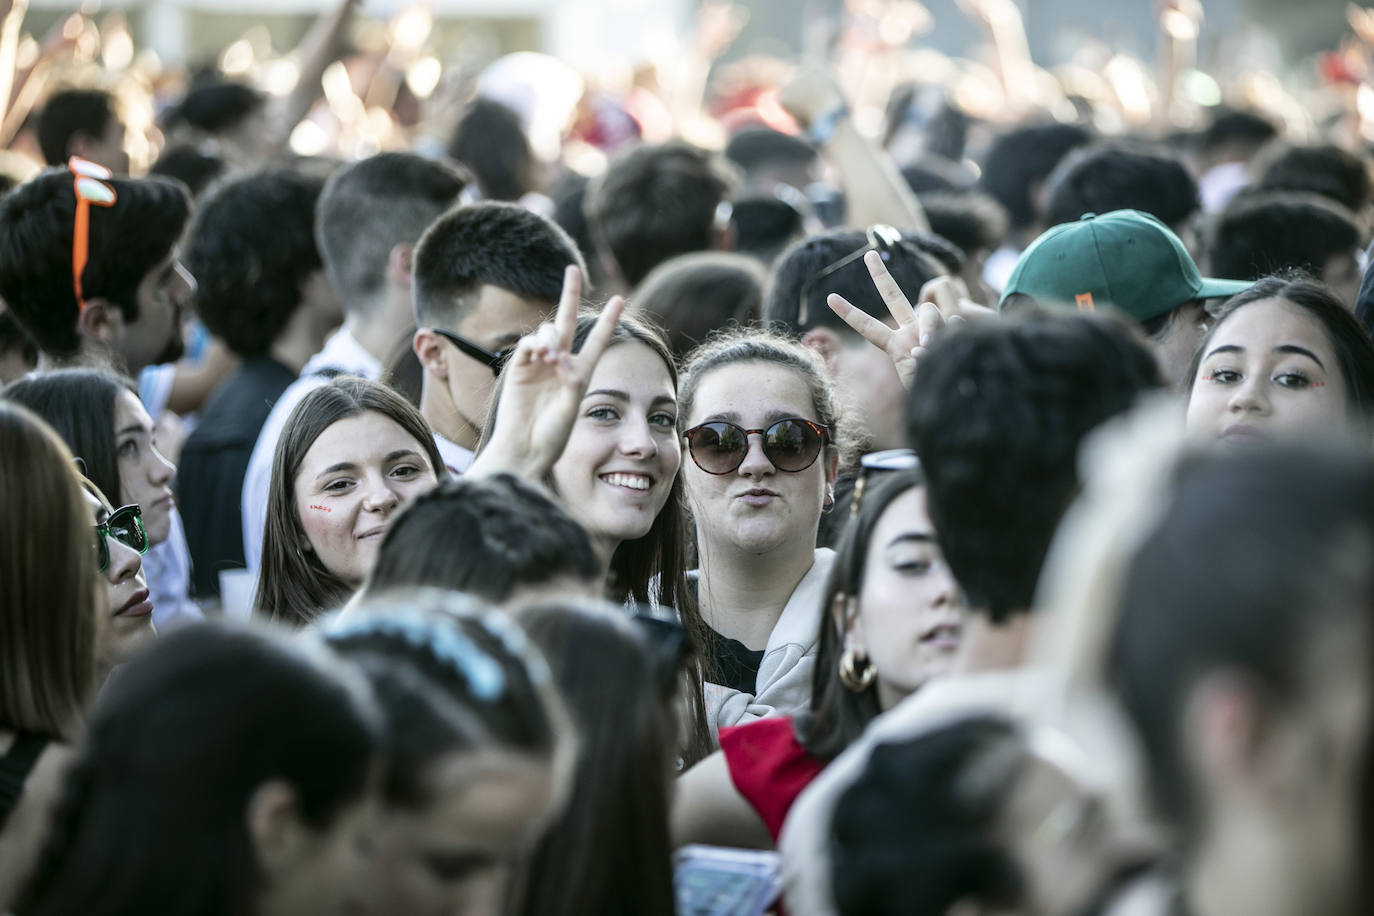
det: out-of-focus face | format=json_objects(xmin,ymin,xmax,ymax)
[
  {"xmin": 121, "ymin": 256, "xmax": 194, "ymax": 373},
  {"xmin": 549, "ymin": 341, "xmax": 681, "ymax": 561},
  {"xmin": 683, "ymin": 361, "xmax": 836, "ymax": 559},
  {"xmin": 999, "ymin": 734, "xmax": 1117, "ymax": 916},
  {"xmin": 84, "ymin": 488, "xmax": 155, "ymax": 671},
  {"xmin": 114, "ymin": 389, "xmax": 176, "ymax": 545},
  {"xmin": 258, "ymin": 788, "xmax": 381, "ymax": 916},
  {"xmin": 1150, "ymin": 300, "xmax": 1208, "ymax": 390},
  {"xmin": 1321, "ymin": 250, "xmax": 1362, "ymax": 310},
  {"xmin": 1185, "ymin": 298, "xmax": 1349, "ymax": 445},
  {"xmin": 367, "ymin": 753, "xmax": 561, "ymax": 916},
  {"xmin": 853, "ymin": 486, "xmax": 963, "ymax": 711},
  {"xmin": 833, "ymin": 336, "xmax": 906, "ymax": 451},
  {"xmin": 293, "ymin": 411, "xmax": 439, "ymax": 587}
]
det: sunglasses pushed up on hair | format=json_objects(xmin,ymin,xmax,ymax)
[
  {"xmin": 94, "ymin": 504, "xmax": 149, "ymax": 572},
  {"xmin": 682, "ymin": 418, "xmax": 830, "ymax": 476}
]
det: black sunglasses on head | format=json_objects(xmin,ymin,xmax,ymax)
[
  {"xmin": 94, "ymin": 504, "xmax": 149, "ymax": 572},
  {"xmin": 797, "ymin": 224, "xmax": 903, "ymax": 326},
  {"xmin": 430, "ymin": 328, "xmax": 516, "ymax": 376},
  {"xmin": 683, "ymin": 417, "xmax": 830, "ymax": 476}
]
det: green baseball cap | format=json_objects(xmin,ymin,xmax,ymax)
[{"xmin": 998, "ymin": 209, "xmax": 1251, "ymax": 322}]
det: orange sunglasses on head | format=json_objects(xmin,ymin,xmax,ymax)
[{"xmin": 67, "ymin": 156, "xmax": 117, "ymax": 313}]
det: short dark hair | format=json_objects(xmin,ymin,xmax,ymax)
[
  {"xmin": 36, "ymin": 89, "xmax": 116, "ymax": 166},
  {"xmin": 1111, "ymin": 445, "xmax": 1374, "ymax": 835},
  {"xmin": 412, "ymin": 201, "xmax": 584, "ymax": 328},
  {"xmin": 148, "ymin": 144, "xmax": 227, "ymax": 199},
  {"xmin": 325, "ymin": 592, "xmax": 566, "ymax": 809},
  {"xmin": 831, "ymin": 716, "xmax": 1024, "ymax": 916},
  {"xmin": 763, "ymin": 228, "xmax": 947, "ymax": 334},
  {"xmin": 0, "ymin": 306, "xmax": 39, "ymax": 371},
  {"xmin": 1189, "ymin": 275, "xmax": 1374, "ymax": 428},
  {"xmin": 315, "ymin": 152, "xmax": 470, "ymax": 315},
  {"xmin": 799, "ymin": 468, "xmax": 923, "ymax": 761},
  {"xmin": 899, "ymin": 155, "xmax": 979, "ymax": 195},
  {"xmin": 1207, "ymin": 191, "xmax": 1360, "ymax": 281},
  {"xmin": 919, "ymin": 191, "xmax": 1009, "ymax": 257},
  {"xmin": 632, "ymin": 251, "xmax": 766, "ymax": 358},
  {"xmin": 586, "ymin": 141, "xmax": 737, "ymax": 287},
  {"xmin": 0, "ymin": 169, "xmax": 190, "ymax": 358},
  {"xmin": 1043, "ymin": 141, "xmax": 1199, "ymax": 231},
  {"xmin": 550, "ymin": 173, "xmax": 606, "ymax": 290},
  {"xmin": 2, "ymin": 367, "xmax": 136, "ymax": 507},
  {"xmin": 161, "ymin": 80, "xmax": 266, "ymax": 135},
  {"xmin": 447, "ymin": 97, "xmax": 535, "ymax": 202},
  {"xmin": 18, "ymin": 622, "xmax": 381, "ymax": 916},
  {"xmin": 185, "ymin": 169, "xmax": 326, "ymax": 356},
  {"xmin": 723, "ymin": 125, "xmax": 817, "ymax": 177},
  {"xmin": 1197, "ymin": 108, "xmax": 1279, "ymax": 161},
  {"xmin": 362, "ymin": 474, "xmax": 599, "ymax": 603},
  {"xmin": 728, "ymin": 195, "xmax": 806, "ymax": 265},
  {"xmin": 907, "ymin": 310, "xmax": 1163, "ymax": 621},
  {"xmin": 978, "ymin": 122, "xmax": 1093, "ymax": 230},
  {"xmin": 517, "ymin": 601, "xmax": 682, "ymax": 916},
  {"xmin": 1253, "ymin": 142, "xmax": 1373, "ymax": 212}
]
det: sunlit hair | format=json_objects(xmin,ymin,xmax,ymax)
[
  {"xmin": 255, "ymin": 376, "xmax": 446, "ymax": 627},
  {"xmin": 0, "ymin": 402, "xmax": 97, "ymax": 740}
]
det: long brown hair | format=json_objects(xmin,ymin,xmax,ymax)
[
  {"xmin": 479, "ymin": 310, "xmax": 712, "ymax": 763},
  {"xmin": 0, "ymin": 402, "xmax": 98, "ymax": 740},
  {"xmin": 254, "ymin": 376, "xmax": 447, "ymax": 627}
]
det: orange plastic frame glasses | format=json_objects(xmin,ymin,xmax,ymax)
[{"xmin": 67, "ymin": 156, "xmax": 117, "ymax": 313}]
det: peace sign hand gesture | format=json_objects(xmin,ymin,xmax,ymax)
[{"xmin": 468, "ymin": 266, "xmax": 625, "ymax": 480}]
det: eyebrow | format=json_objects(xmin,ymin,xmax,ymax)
[
  {"xmin": 1204, "ymin": 343, "xmax": 1326, "ymax": 370},
  {"xmin": 887, "ymin": 532, "xmax": 935, "ymax": 548},
  {"xmin": 702, "ymin": 409, "xmax": 816, "ymax": 426},
  {"xmin": 115, "ymin": 424, "xmax": 146, "ymax": 438},
  {"xmin": 584, "ymin": 389, "xmax": 677, "ymax": 407}
]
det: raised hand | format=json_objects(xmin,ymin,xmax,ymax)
[
  {"xmin": 825, "ymin": 251, "xmax": 990, "ymax": 389},
  {"xmin": 469, "ymin": 265, "xmax": 625, "ymax": 480}
]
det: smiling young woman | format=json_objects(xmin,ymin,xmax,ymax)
[{"xmin": 255, "ymin": 376, "xmax": 446, "ymax": 626}]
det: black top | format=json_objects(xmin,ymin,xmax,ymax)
[
  {"xmin": 0, "ymin": 731, "xmax": 48, "ymax": 831},
  {"xmin": 706, "ymin": 628, "xmax": 766, "ymax": 695},
  {"xmin": 177, "ymin": 356, "xmax": 296, "ymax": 599}
]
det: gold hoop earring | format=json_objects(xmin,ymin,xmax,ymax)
[{"xmin": 838, "ymin": 648, "xmax": 876, "ymax": 692}]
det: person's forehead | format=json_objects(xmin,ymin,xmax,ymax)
[
  {"xmin": 690, "ymin": 361, "xmax": 816, "ymax": 421},
  {"xmin": 456, "ymin": 284, "xmax": 555, "ymax": 335}
]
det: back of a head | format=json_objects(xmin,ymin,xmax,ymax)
[
  {"xmin": 161, "ymin": 81, "xmax": 266, "ymax": 136},
  {"xmin": 364, "ymin": 474, "xmax": 599, "ymax": 604},
  {"xmin": 907, "ymin": 310, "xmax": 1164, "ymax": 620},
  {"xmin": 632, "ymin": 251, "xmax": 766, "ymax": 358},
  {"xmin": 919, "ymin": 191, "xmax": 1009, "ymax": 260},
  {"xmin": 978, "ymin": 122, "xmax": 1093, "ymax": 231},
  {"xmin": 36, "ymin": 89, "xmax": 115, "ymax": 166},
  {"xmin": 148, "ymin": 145, "xmax": 228, "ymax": 199},
  {"xmin": 185, "ymin": 169, "xmax": 326, "ymax": 358},
  {"xmin": 1252, "ymin": 142, "xmax": 1373, "ymax": 213},
  {"xmin": 315, "ymin": 152, "xmax": 470, "ymax": 314},
  {"xmin": 412, "ymin": 200, "xmax": 584, "ymax": 330},
  {"xmin": 764, "ymin": 228, "xmax": 948, "ymax": 335},
  {"xmin": 18, "ymin": 622, "xmax": 380, "ymax": 916},
  {"xmin": 723, "ymin": 126, "xmax": 817, "ymax": 185},
  {"xmin": 1043, "ymin": 141, "xmax": 1199, "ymax": 231},
  {"xmin": 1112, "ymin": 445, "xmax": 1374, "ymax": 835},
  {"xmin": 447, "ymin": 97, "xmax": 536, "ymax": 202},
  {"xmin": 516, "ymin": 600, "xmax": 678, "ymax": 916},
  {"xmin": 0, "ymin": 402, "xmax": 95, "ymax": 740},
  {"xmin": 586, "ymin": 140, "xmax": 737, "ymax": 287},
  {"xmin": 1198, "ymin": 108, "xmax": 1279, "ymax": 164},
  {"xmin": 0, "ymin": 169, "xmax": 190, "ymax": 358},
  {"xmin": 1207, "ymin": 191, "xmax": 1360, "ymax": 282},
  {"xmin": 832, "ymin": 716, "xmax": 1023, "ymax": 916}
]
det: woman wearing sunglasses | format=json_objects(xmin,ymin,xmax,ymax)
[
  {"xmin": 677, "ymin": 329, "xmax": 850, "ymax": 733},
  {"xmin": 0, "ymin": 403, "xmax": 97, "ymax": 910},
  {"xmin": 80, "ymin": 478, "xmax": 156, "ymax": 675},
  {"xmin": 1, "ymin": 368, "xmax": 201, "ymax": 631},
  {"xmin": 673, "ymin": 468, "xmax": 964, "ymax": 849}
]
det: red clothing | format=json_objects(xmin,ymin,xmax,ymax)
[{"xmin": 719, "ymin": 716, "xmax": 826, "ymax": 842}]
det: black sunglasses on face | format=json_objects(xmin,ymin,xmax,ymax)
[
  {"xmin": 797, "ymin": 224, "xmax": 903, "ymax": 326},
  {"xmin": 683, "ymin": 418, "xmax": 830, "ymax": 476},
  {"xmin": 94, "ymin": 504, "xmax": 149, "ymax": 572},
  {"xmin": 430, "ymin": 328, "xmax": 516, "ymax": 376}
]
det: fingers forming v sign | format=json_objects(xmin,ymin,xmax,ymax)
[{"xmin": 470, "ymin": 265, "xmax": 626, "ymax": 479}]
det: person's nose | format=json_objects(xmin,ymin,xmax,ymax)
[
  {"xmin": 150, "ymin": 446, "xmax": 175, "ymax": 486},
  {"xmin": 106, "ymin": 535, "xmax": 142, "ymax": 585},
  {"xmin": 361, "ymin": 474, "xmax": 401, "ymax": 513},
  {"xmin": 618, "ymin": 415, "xmax": 660, "ymax": 459},
  {"xmin": 1227, "ymin": 374, "xmax": 1270, "ymax": 416},
  {"xmin": 737, "ymin": 431, "xmax": 776, "ymax": 478}
]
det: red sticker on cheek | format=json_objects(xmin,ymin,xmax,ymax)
[{"xmin": 309, "ymin": 504, "xmax": 332, "ymax": 512}]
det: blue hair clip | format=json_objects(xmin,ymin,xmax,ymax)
[{"xmin": 329, "ymin": 616, "xmax": 506, "ymax": 702}]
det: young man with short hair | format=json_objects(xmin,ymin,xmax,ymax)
[
  {"xmin": 36, "ymin": 88, "xmax": 130, "ymax": 173},
  {"xmin": 0, "ymin": 165, "xmax": 193, "ymax": 376},
  {"xmin": 410, "ymin": 201, "xmax": 586, "ymax": 474}
]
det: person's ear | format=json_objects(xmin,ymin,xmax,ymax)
[
  {"xmin": 246, "ymin": 778, "xmax": 309, "ymax": 878},
  {"xmin": 831, "ymin": 593, "xmax": 863, "ymax": 647},
  {"xmin": 1184, "ymin": 672, "xmax": 1262, "ymax": 797},
  {"xmin": 412, "ymin": 327, "xmax": 448, "ymax": 379},
  {"xmin": 824, "ymin": 447, "xmax": 840, "ymax": 489},
  {"xmin": 388, "ymin": 242, "xmax": 415, "ymax": 290},
  {"xmin": 801, "ymin": 327, "xmax": 842, "ymax": 372},
  {"xmin": 77, "ymin": 297, "xmax": 123, "ymax": 347}
]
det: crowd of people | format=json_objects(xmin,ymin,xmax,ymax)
[{"xmin": 1, "ymin": 0, "xmax": 1374, "ymax": 913}]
